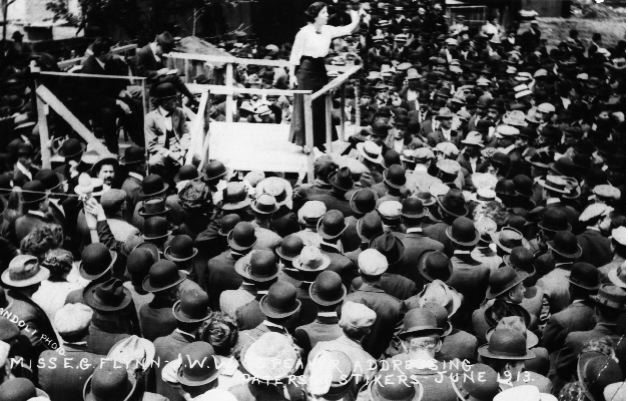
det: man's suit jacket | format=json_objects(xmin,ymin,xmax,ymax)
[
  {"xmin": 439, "ymin": 329, "xmax": 479, "ymax": 362},
  {"xmin": 320, "ymin": 242, "xmax": 357, "ymax": 286},
  {"xmin": 500, "ymin": 371, "xmax": 553, "ymax": 394},
  {"xmin": 6, "ymin": 290, "xmax": 58, "ymax": 354},
  {"xmin": 555, "ymin": 322, "xmax": 622, "ymax": 381},
  {"xmin": 422, "ymin": 222, "xmax": 453, "ymax": 255},
  {"xmin": 346, "ymin": 283, "xmax": 403, "ymax": 358},
  {"xmin": 86, "ymin": 322, "xmax": 131, "ymax": 356},
  {"xmin": 144, "ymin": 107, "xmax": 189, "ymax": 162},
  {"xmin": 80, "ymin": 55, "xmax": 124, "ymax": 108},
  {"xmin": 383, "ymin": 354, "xmax": 459, "ymax": 401},
  {"xmin": 139, "ymin": 300, "xmax": 178, "ymax": 341},
  {"xmin": 38, "ymin": 344, "xmax": 105, "ymax": 401},
  {"xmin": 220, "ymin": 286, "xmax": 256, "ymax": 319},
  {"xmin": 577, "ymin": 229, "xmax": 612, "ymax": 267},
  {"xmin": 306, "ymin": 192, "xmax": 353, "ymax": 217},
  {"xmin": 448, "ymin": 252, "xmax": 490, "ymax": 315},
  {"xmin": 395, "ymin": 229, "xmax": 445, "ymax": 283},
  {"xmin": 537, "ymin": 264, "xmax": 572, "ymax": 313},
  {"xmin": 14, "ymin": 212, "xmax": 49, "ymax": 244},
  {"xmin": 206, "ymin": 250, "xmax": 244, "ymax": 309},
  {"xmin": 12, "ymin": 165, "xmax": 38, "ymax": 188},
  {"xmin": 294, "ymin": 314, "xmax": 343, "ymax": 355},
  {"xmin": 351, "ymin": 273, "xmax": 417, "ymax": 301},
  {"xmin": 542, "ymin": 301, "xmax": 596, "ymax": 353},
  {"xmin": 292, "ymin": 180, "xmax": 333, "ymax": 212},
  {"xmin": 154, "ymin": 329, "xmax": 195, "ymax": 401},
  {"xmin": 135, "ymin": 44, "xmax": 164, "ymax": 78},
  {"xmin": 427, "ymin": 129, "xmax": 461, "ymax": 147}
]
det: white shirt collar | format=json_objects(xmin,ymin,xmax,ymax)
[
  {"xmin": 128, "ymin": 172, "xmax": 143, "ymax": 181},
  {"xmin": 28, "ymin": 210, "xmax": 46, "ymax": 218},
  {"xmin": 406, "ymin": 227, "xmax": 423, "ymax": 234}
]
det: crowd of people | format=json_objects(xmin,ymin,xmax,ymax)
[{"xmin": 0, "ymin": 0, "xmax": 626, "ymax": 401}]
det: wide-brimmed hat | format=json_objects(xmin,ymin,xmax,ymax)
[
  {"xmin": 384, "ymin": 164, "xmax": 406, "ymax": 189},
  {"xmin": 369, "ymin": 232, "xmax": 405, "ymax": 266},
  {"xmin": 177, "ymin": 342, "xmax": 219, "ymax": 386},
  {"xmin": 356, "ymin": 211, "xmax": 384, "ymax": 243},
  {"xmin": 164, "ymin": 235, "xmax": 198, "ymax": 263},
  {"xmin": 437, "ymin": 190, "xmax": 468, "ymax": 218},
  {"xmin": 78, "ymin": 243, "xmax": 117, "ymax": 281},
  {"xmin": 142, "ymin": 260, "xmax": 186, "ymax": 293},
  {"xmin": 485, "ymin": 316, "xmax": 538, "ymax": 349},
  {"xmin": 138, "ymin": 198, "xmax": 171, "ymax": 217},
  {"xmin": 418, "ymin": 251, "xmax": 453, "ymax": 283},
  {"xmin": 477, "ymin": 328, "xmax": 535, "ymax": 360},
  {"xmin": 251, "ymin": 194, "xmax": 279, "ymax": 215},
  {"xmin": 547, "ymin": 231, "xmax": 582, "ymax": 259},
  {"xmin": 328, "ymin": 167, "xmax": 354, "ymax": 192},
  {"xmin": 1, "ymin": 255, "xmax": 49, "ymax": 288},
  {"xmin": 486, "ymin": 265, "xmax": 528, "ymax": 299},
  {"xmin": 491, "ymin": 227, "xmax": 529, "ymax": 254},
  {"xmin": 591, "ymin": 284, "xmax": 626, "ymax": 310},
  {"xmin": 446, "ymin": 217, "xmax": 480, "ymax": 247},
  {"xmin": 58, "ymin": 138, "xmax": 86, "ymax": 159},
  {"xmin": 349, "ymin": 188, "xmax": 378, "ymax": 216},
  {"xmin": 401, "ymin": 197, "xmax": 426, "ymax": 219},
  {"xmin": 83, "ymin": 362, "xmax": 135, "ymax": 401},
  {"xmin": 411, "ymin": 279, "xmax": 462, "ymax": 318},
  {"xmin": 156, "ymin": 31, "xmax": 176, "ymax": 51},
  {"xmin": 22, "ymin": 180, "xmax": 47, "ymax": 204},
  {"xmin": 568, "ymin": 262, "xmax": 601, "ymax": 291},
  {"xmin": 524, "ymin": 150, "xmax": 553, "ymax": 170},
  {"xmin": 608, "ymin": 263, "xmax": 626, "ymax": 289},
  {"xmin": 227, "ymin": 222, "xmax": 257, "ymax": 251},
  {"xmin": 317, "ymin": 210, "xmax": 348, "ymax": 240},
  {"xmin": 460, "ymin": 131, "xmax": 485, "ymax": 148},
  {"xmin": 275, "ymin": 234, "xmax": 304, "ymax": 262},
  {"xmin": 34, "ymin": 169, "xmax": 63, "ymax": 192},
  {"xmin": 398, "ymin": 308, "xmax": 443, "ymax": 338},
  {"xmin": 218, "ymin": 214, "xmax": 241, "ymax": 237},
  {"xmin": 538, "ymin": 207, "xmax": 571, "ymax": 232},
  {"xmin": 309, "ymin": 270, "xmax": 346, "ymax": 306},
  {"xmin": 357, "ymin": 141, "xmax": 384, "ymax": 165},
  {"xmin": 256, "ymin": 177, "xmax": 293, "ymax": 209},
  {"xmin": 142, "ymin": 216, "xmax": 172, "ymax": 241},
  {"xmin": 293, "ymin": 246, "xmax": 331, "ymax": 273},
  {"xmin": 84, "ymin": 278, "xmax": 132, "ymax": 312},
  {"xmin": 242, "ymin": 332, "xmax": 300, "ymax": 381},
  {"xmin": 139, "ymin": 174, "xmax": 169, "ymax": 198},
  {"xmin": 91, "ymin": 153, "xmax": 118, "ymax": 177},
  {"xmin": 221, "ymin": 182, "xmax": 251, "ymax": 211},
  {"xmin": 172, "ymin": 290, "xmax": 212, "ymax": 323},
  {"xmin": 203, "ymin": 159, "xmax": 228, "ymax": 182},
  {"xmin": 119, "ymin": 145, "xmax": 145, "ymax": 166},
  {"xmin": 435, "ymin": 107, "xmax": 454, "ymax": 120},
  {"xmin": 234, "ymin": 250, "xmax": 279, "ymax": 283},
  {"xmin": 259, "ymin": 281, "xmax": 301, "ymax": 319},
  {"xmin": 450, "ymin": 363, "xmax": 500, "ymax": 401}
]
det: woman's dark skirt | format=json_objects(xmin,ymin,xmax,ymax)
[{"xmin": 289, "ymin": 57, "xmax": 336, "ymax": 149}]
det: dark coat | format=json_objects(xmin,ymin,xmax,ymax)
[
  {"xmin": 121, "ymin": 173, "xmax": 143, "ymax": 222},
  {"xmin": 447, "ymin": 252, "xmax": 490, "ymax": 326},
  {"xmin": 293, "ymin": 314, "xmax": 343, "ymax": 355},
  {"xmin": 14, "ymin": 212, "xmax": 49, "ymax": 244},
  {"xmin": 85, "ymin": 321, "xmax": 131, "ymax": 356},
  {"xmin": 37, "ymin": 344, "xmax": 105, "ymax": 401},
  {"xmin": 153, "ymin": 329, "xmax": 195, "ymax": 401},
  {"xmin": 139, "ymin": 299, "xmax": 178, "ymax": 341},
  {"xmin": 306, "ymin": 192, "xmax": 353, "ymax": 217},
  {"xmin": 542, "ymin": 301, "xmax": 596, "ymax": 353},
  {"xmin": 577, "ymin": 229, "xmax": 613, "ymax": 267},
  {"xmin": 135, "ymin": 44, "xmax": 165, "ymax": 78},
  {"xmin": 427, "ymin": 129, "xmax": 462, "ymax": 147},
  {"xmin": 439, "ymin": 329, "xmax": 479, "ymax": 362},
  {"xmin": 351, "ymin": 273, "xmax": 417, "ymax": 301},
  {"xmin": 206, "ymin": 250, "xmax": 244, "ymax": 309},
  {"xmin": 6, "ymin": 290, "xmax": 59, "ymax": 355},
  {"xmin": 292, "ymin": 180, "xmax": 333, "ymax": 212},
  {"xmin": 346, "ymin": 282, "xmax": 403, "ymax": 358},
  {"xmin": 396, "ymin": 229, "xmax": 445, "ymax": 283},
  {"xmin": 320, "ymin": 242, "xmax": 357, "ymax": 286}
]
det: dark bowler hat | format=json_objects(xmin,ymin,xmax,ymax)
[
  {"xmin": 259, "ymin": 281, "xmax": 301, "ymax": 319},
  {"xmin": 384, "ymin": 164, "xmax": 406, "ymax": 189},
  {"xmin": 139, "ymin": 174, "xmax": 169, "ymax": 198},
  {"xmin": 153, "ymin": 82, "xmax": 177, "ymax": 100},
  {"xmin": 538, "ymin": 207, "xmax": 571, "ymax": 232},
  {"xmin": 550, "ymin": 157, "xmax": 579, "ymax": 178},
  {"xmin": 221, "ymin": 182, "xmax": 250, "ymax": 211},
  {"xmin": 401, "ymin": 197, "xmax": 426, "ymax": 219},
  {"xmin": 477, "ymin": 329, "xmax": 535, "ymax": 360},
  {"xmin": 328, "ymin": 167, "xmax": 354, "ymax": 192},
  {"xmin": 349, "ymin": 188, "xmax": 378, "ymax": 216},
  {"xmin": 486, "ymin": 265, "xmax": 528, "ymax": 299},
  {"xmin": 446, "ymin": 217, "xmax": 480, "ymax": 247},
  {"xmin": 142, "ymin": 216, "xmax": 172, "ymax": 241},
  {"xmin": 592, "ymin": 285, "xmax": 626, "ymax": 310},
  {"xmin": 548, "ymin": 230, "xmax": 582, "ymax": 259},
  {"xmin": 235, "ymin": 250, "xmax": 279, "ymax": 283},
  {"xmin": 203, "ymin": 159, "xmax": 228, "ymax": 182},
  {"xmin": 172, "ymin": 289, "xmax": 211, "ymax": 323},
  {"xmin": 317, "ymin": 210, "xmax": 348, "ymax": 240},
  {"xmin": 504, "ymin": 246, "xmax": 535, "ymax": 274},
  {"xmin": 126, "ymin": 248, "xmax": 156, "ymax": 278},
  {"xmin": 568, "ymin": 262, "xmax": 600, "ymax": 291},
  {"xmin": 79, "ymin": 243, "xmax": 117, "ymax": 281},
  {"xmin": 138, "ymin": 198, "xmax": 170, "ymax": 217},
  {"xmin": 369, "ymin": 232, "xmax": 405, "ymax": 266},
  {"xmin": 513, "ymin": 174, "xmax": 534, "ymax": 198},
  {"xmin": 437, "ymin": 189, "xmax": 468, "ymax": 218},
  {"xmin": 156, "ymin": 31, "xmax": 176, "ymax": 52},
  {"xmin": 177, "ymin": 342, "xmax": 219, "ymax": 386},
  {"xmin": 58, "ymin": 138, "xmax": 86, "ymax": 159},
  {"xmin": 227, "ymin": 222, "xmax": 257, "ymax": 252},
  {"xmin": 398, "ymin": 308, "xmax": 443, "ymax": 338},
  {"xmin": 22, "ymin": 180, "xmax": 47, "ymax": 204},
  {"xmin": 83, "ymin": 363, "xmax": 134, "ymax": 401},
  {"xmin": 356, "ymin": 211, "xmax": 383, "ymax": 242},
  {"xmin": 34, "ymin": 169, "xmax": 62, "ymax": 191},
  {"xmin": 119, "ymin": 145, "xmax": 145, "ymax": 166},
  {"xmin": 84, "ymin": 278, "xmax": 132, "ymax": 312},
  {"xmin": 175, "ymin": 164, "xmax": 199, "ymax": 183},
  {"xmin": 416, "ymin": 191, "xmax": 436, "ymax": 207},
  {"xmin": 218, "ymin": 213, "xmax": 241, "ymax": 237},
  {"xmin": 164, "ymin": 235, "xmax": 198, "ymax": 263},
  {"xmin": 418, "ymin": 251, "xmax": 452, "ymax": 283},
  {"xmin": 142, "ymin": 260, "xmax": 186, "ymax": 293},
  {"xmin": 577, "ymin": 351, "xmax": 624, "ymax": 401},
  {"xmin": 451, "ymin": 363, "xmax": 500, "ymax": 401},
  {"xmin": 309, "ymin": 270, "xmax": 346, "ymax": 306},
  {"xmin": 251, "ymin": 194, "xmax": 279, "ymax": 215},
  {"xmin": 275, "ymin": 234, "xmax": 304, "ymax": 262},
  {"xmin": 524, "ymin": 149, "xmax": 554, "ymax": 170},
  {"xmin": 0, "ymin": 378, "xmax": 49, "ymax": 401}
]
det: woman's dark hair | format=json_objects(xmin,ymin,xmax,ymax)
[
  {"xmin": 195, "ymin": 312, "xmax": 238, "ymax": 356},
  {"xmin": 305, "ymin": 2, "xmax": 327, "ymax": 23}
]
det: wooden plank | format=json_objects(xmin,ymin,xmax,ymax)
[
  {"xmin": 340, "ymin": 86, "xmax": 346, "ymax": 142},
  {"xmin": 186, "ymin": 83, "xmax": 311, "ymax": 97},
  {"xmin": 304, "ymin": 94, "xmax": 315, "ymax": 183},
  {"xmin": 36, "ymin": 85, "xmax": 110, "ymax": 155},
  {"xmin": 57, "ymin": 44, "xmax": 138, "ymax": 70},
  {"xmin": 186, "ymin": 90, "xmax": 209, "ymax": 165},
  {"xmin": 36, "ymin": 94, "xmax": 51, "ymax": 169},
  {"xmin": 311, "ymin": 65, "xmax": 361, "ymax": 101},
  {"xmin": 38, "ymin": 71, "xmax": 146, "ymax": 81},
  {"xmin": 325, "ymin": 94, "xmax": 333, "ymax": 152},
  {"xmin": 225, "ymin": 63, "xmax": 235, "ymax": 123},
  {"xmin": 355, "ymin": 85, "xmax": 361, "ymax": 127}
]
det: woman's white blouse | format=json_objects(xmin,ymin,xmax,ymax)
[{"xmin": 289, "ymin": 23, "xmax": 357, "ymax": 66}]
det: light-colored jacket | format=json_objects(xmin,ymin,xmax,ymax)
[{"xmin": 144, "ymin": 107, "xmax": 190, "ymax": 165}]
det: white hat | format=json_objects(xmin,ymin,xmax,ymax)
[
  {"xmin": 428, "ymin": 182, "xmax": 450, "ymax": 197},
  {"xmin": 434, "ymin": 142, "xmax": 460, "ymax": 157},
  {"xmin": 533, "ymin": 68, "xmax": 548, "ymax": 78},
  {"xmin": 358, "ymin": 249, "xmax": 388, "ymax": 276},
  {"xmin": 493, "ymin": 385, "xmax": 557, "ymax": 401},
  {"xmin": 436, "ymin": 159, "xmax": 461, "ymax": 176},
  {"xmin": 593, "ymin": 184, "xmax": 621, "ymax": 200},
  {"xmin": 515, "ymin": 88, "xmax": 533, "ymax": 99},
  {"xmin": 604, "ymin": 382, "xmax": 626, "ymax": 401},
  {"xmin": 579, "ymin": 203, "xmax": 613, "ymax": 222},
  {"xmin": 378, "ymin": 200, "xmax": 402, "ymax": 220},
  {"xmin": 339, "ymin": 301, "xmax": 376, "ymax": 328},
  {"xmin": 445, "ymin": 38, "xmax": 458, "ymax": 46},
  {"xmin": 357, "ymin": 141, "xmax": 384, "ymax": 165},
  {"xmin": 54, "ymin": 303, "xmax": 93, "ymax": 335},
  {"xmin": 242, "ymin": 332, "xmax": 300, "ymax": 381},
  {"xmin": 460, "ymin": 131, "xmax": 485, "ymax": 147},
  {"xmin": 577, "ymin": 72, "xmax": 589, "ymax": 80},
  {"xmin": 194, "ymin": 389, "xmax": 238, "ymax": 401},
  {"xmin": 537, "ymin": 103, "xmax": 556, "ymax": 114},
  {"xmin": 612, "ymin": 226, "xmax": 626, "ymax": 246},
  {"xmin": 496, "ymin": 124, "xmax": 520, "ymax": 137},
  {"xmin": 506, "ymin": 65, "xmax": 518, "ymax": 75},
  {"xmin": 298, "ymin": 201, "xmax": 326, "ymax": 224}
]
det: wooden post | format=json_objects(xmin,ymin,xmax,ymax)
[
  {"xmin": 141, "ymin": 79, "xmax": 150, "ymax": 175},
  {"xmin": 36, "ymin": 92, "xmax": 51, "ymax": 169},
  {"xmin": 325, "ymin": 93, "xmax": 332, "ymax": 153},
  {"xmin": 303, "ymin": 94, "xmax": 315, "ymax": 183},
  {"xmin": 340, "ymin": 85, "xmax": 346, "ymax": 142},
  {"xmin": 184, "ymin": 59, "xmax": 190, "ymax": 84},
  {"xmin": 225, "ymin": 63, "xmax": 234, "ymax": 123},
  {"xmin": 354, "ymin": 85, "xmax": 360, "ymax": 129}
]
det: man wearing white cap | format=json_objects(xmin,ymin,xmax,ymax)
[
  {"xmin": 577, "ymin": 203, "xmax": 614, "ymax": 267},
  {"xmin": 308, "ymin": 301, "xmax": 377, "ymax": 385}
]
